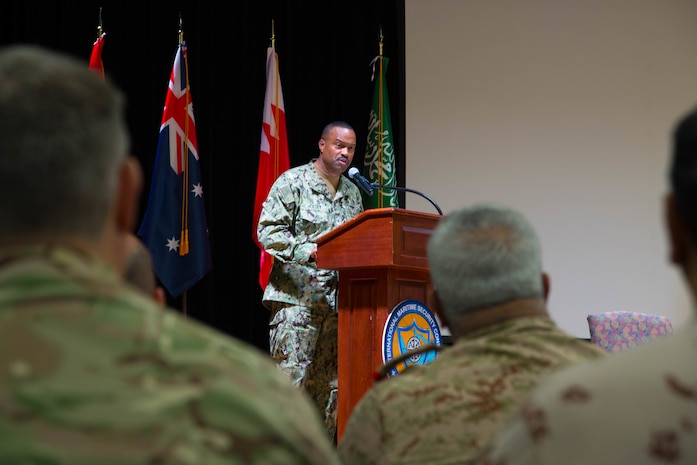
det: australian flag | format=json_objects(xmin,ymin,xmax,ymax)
[{"xmin": 137, "ymin": 40, "xmax": 212, "ymax": 298}]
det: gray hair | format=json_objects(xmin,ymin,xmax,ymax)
[
  {"xmin": 0, "ymin": 45, "xmax": 129, "ymax": 239},
  {"xmin": 427, "ymin": 203, "xmax": 544, "ymax": 321}
]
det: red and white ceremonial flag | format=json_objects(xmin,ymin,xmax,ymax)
[
  {"xmin": 253, "ymin": 45, "xmax": 290, "ymax": 290},
  {"xmin": 89, "ymin": 32, "xmax": 106, "ymax": 78}
]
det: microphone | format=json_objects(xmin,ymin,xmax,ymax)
[
  {"xmin": 348, "ymin": 167, "xmax": 374, "ymax": 196},
  {"xmin": 371, "ymin": 183, "xmax": 444, "ymax": 215}
]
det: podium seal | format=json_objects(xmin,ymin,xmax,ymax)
[{"xmin": 381, "ymin": 299, "xmax": 442, "ymax": 377}]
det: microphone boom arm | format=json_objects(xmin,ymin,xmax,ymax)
[{"xmin": 370, "ymin": 183, "xmax": 443, "ymax": 215}]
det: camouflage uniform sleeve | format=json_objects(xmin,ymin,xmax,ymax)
[
  {"xmin": 257, "ymin": 170, "xmax": 318, "ymax": 265},
  {"xmin": 0, "ymin": 292, "xmax": 343, "ymax": 465}
]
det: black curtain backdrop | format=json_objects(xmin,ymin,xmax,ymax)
[{"xmin": 2, "ymin": 1, "xmax": 406, "ymax": 352}]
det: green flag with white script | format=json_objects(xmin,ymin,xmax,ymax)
[{"xmin": 363, "ymin": 54, "xmax": 398, "ymax": 209}]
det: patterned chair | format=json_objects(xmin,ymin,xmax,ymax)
[{"xmin": 586, "ymin": 311, "xmax": 674, "ymax": 352}]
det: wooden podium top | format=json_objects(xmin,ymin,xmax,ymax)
[{"xmin": 315, "ymin": 208, "xmax": 441, "ymax": 271}]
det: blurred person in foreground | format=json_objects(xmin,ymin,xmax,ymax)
[
  {"xmin": 337, "ymin": 203, "xmax": 606, "ymax": 465},
  {"xmin": 0, "ymin": 44, "xmax": 340, "ymax": 465},
  {"xmin": 475, "ymin": 107, "xmax": 697, "ymax": 465}
]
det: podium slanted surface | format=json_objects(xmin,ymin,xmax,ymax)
[{"xmin": 316, "ymin": 207, "xmax": 438, "ymax": 270}]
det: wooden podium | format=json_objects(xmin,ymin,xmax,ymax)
[{"xmin": 315, "ymin": 207, "xmax": 441, "ymax": 442}]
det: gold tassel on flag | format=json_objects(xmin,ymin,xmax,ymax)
[{"xmin": 179, "ymin": 19, "xmax": 191, "ymax": 257}]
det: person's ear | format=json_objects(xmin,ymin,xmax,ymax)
[
  {"xmin": 542, "ymin": 272, "xmax": 550, "ymax": 302},
  {"xmin": 318, "ymin": 138, "xmax": 326, "ymax": 153},
  {"xmin": 153, "ymin": 286, "xmax": 167, "ymax": 307},
  {"xmin": 666, "ymin": 193, "xmax": 689, "ymax": 266},
  {"xmin": 430, "ymin": 288, "xmax": 451, "ymax": 331},
  {"xmin": 115, "ymin": 156, "xmax": 144, "ymax": 233}
]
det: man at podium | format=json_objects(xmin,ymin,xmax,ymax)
[{"xmin": 257, "ymin": 121, "xmax": 364, "ymax": 441}]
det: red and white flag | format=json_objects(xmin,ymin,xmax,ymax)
[
  {"xmin": 253, "ymin": 46, "xmax": 290, "ymax": 290},
  {"xmin": 89, "ymin": 32, "xmax": 106, "ymax": 78}
]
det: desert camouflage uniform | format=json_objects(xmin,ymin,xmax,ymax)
[
  {"xmin": 0, "ymin": 245, "xmax": 341, "ymax": 465},
  {"xmin": 257, "ymin": 160, "xmax": 363, "ymax": 440},
  {"xmin": 337, "ymin": 315, "xmax": 606, "ymax": 465}
]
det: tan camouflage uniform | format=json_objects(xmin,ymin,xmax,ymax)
[
  {"xmin": 337, "ymin": 315, "xmax": 606, "ymax": 465},
  {"xmin": 0, "ymin": 245, "xmax": 341, "ymax": 465},
  {"xmin": 257, "ymin": 160, "xmax": 363, "ymax": 440}
]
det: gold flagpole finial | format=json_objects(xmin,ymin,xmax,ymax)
[
  {"xmin": 178, "ymin": 13, "xmax": 184, "ymax": 44},
  {"xmin": 271, "ymin": 19, "xmax": 276, "ymax": 49},
  {"xmin": 379, "ymin": 25, "xmax": 384, "ymax": 57},
  {"xmin": 96, "ymin": 6, "xmax": 103, "ymax": 37}
]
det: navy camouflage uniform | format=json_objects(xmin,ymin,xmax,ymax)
[{"xmin": 257, "ymin": 160, "xmax": 364, "ymax": 439}]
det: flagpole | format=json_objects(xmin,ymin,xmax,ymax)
[
  {"xmin": 178, "ymin": 15, "xmax": 190, "ymax": 259},
  {"xmin": 377, "ymin": 27, "xmax": 385, "ymax": 191},
  {"xmin": 364, "ymin": 25, "xmax": 398, "ymax": 210},
  {"xmin": 253, "ymin": 19, "xmax": 291, "ymax": 289},
  {"xmin": 179, "ymin": 14, "xmax": 188, "ymax": 317},
  {"xmin": 137, "ymin": 14, "xmax": 211, "ymax": 311},
  {"xmin": 96, "ymin": 7, "xmax": 103, "ymax": 38}
]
